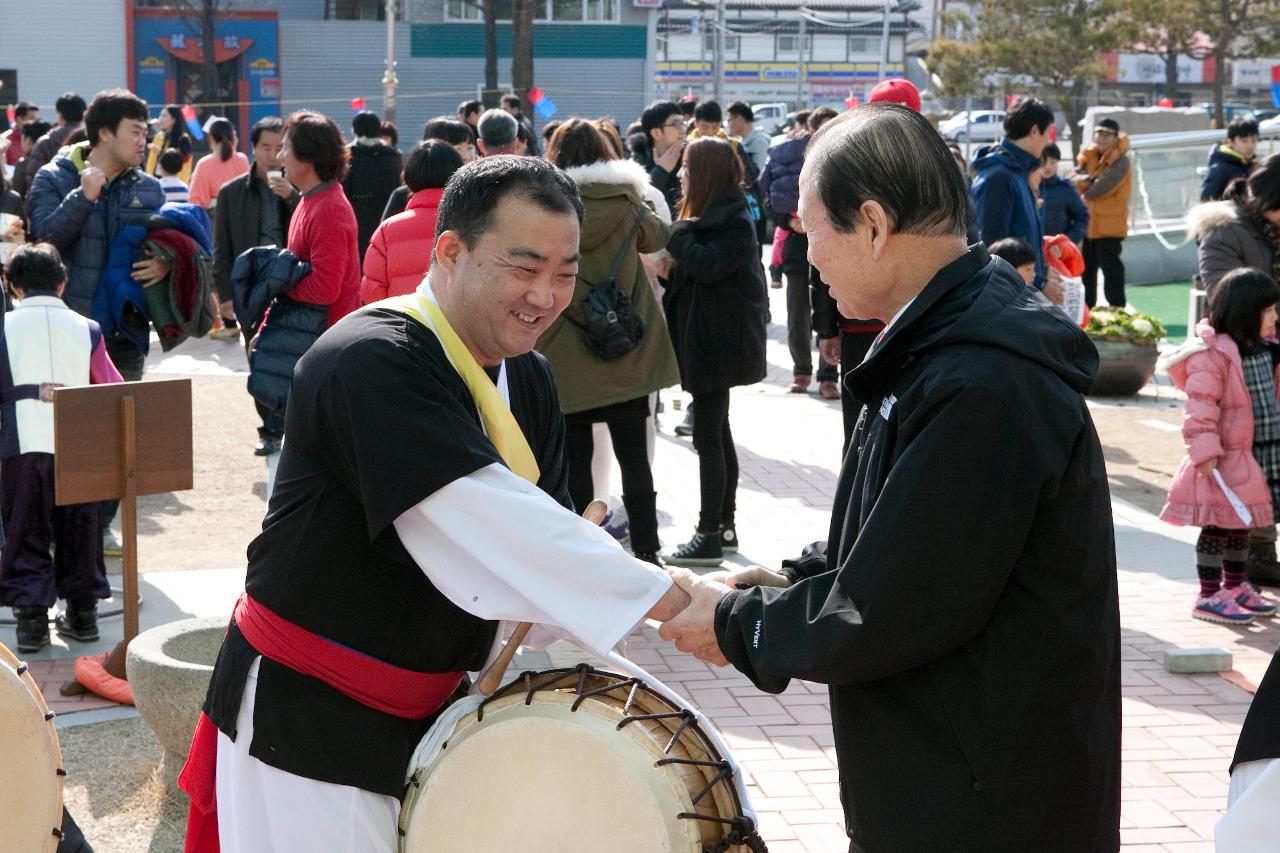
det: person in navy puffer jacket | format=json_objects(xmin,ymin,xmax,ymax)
[
  {"xmin": 1038, "ymin": 143, "xmax": 1089, "ymax": 245},
  {"xmin": 26, "ymin": 89, "xmax": 164, "ymax": 381},
  {"xmin": 970, "ymin": 97, "xmax": 1054, "ymax": 295}
]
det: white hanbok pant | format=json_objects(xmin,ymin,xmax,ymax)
[
  {"xmin": 215, "ymin": 658, "xmax": 400, "ymax": 853},
  {"xmin": 1216, "ymin": 757, "xmax": 1280, "ymax": 851}
]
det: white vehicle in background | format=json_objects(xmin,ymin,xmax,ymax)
[
  {"xmin": 751, "ymin": 102, "xmax": 789, "ymax": 135},
  {"xmin": 939, "ymin": 110, "xmax": 1006, "ymax": 144}
]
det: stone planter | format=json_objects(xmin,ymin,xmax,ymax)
[
  {"xmin": 1087, "ymin": 338, "xmax": 1159, "ymax": 397},
  {"xmin": 126, "ymin": 616, "xmax": 226, "ymax": 795}
]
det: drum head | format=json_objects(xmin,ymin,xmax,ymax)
[
  {"xmin": 402, "ymin": 691, "xmax": 705, "ymax": 852},
  {"xmin": 0, "ymin": 643, "xmax": 64, "ymax": 853}
]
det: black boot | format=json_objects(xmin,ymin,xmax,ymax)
[
  {"xmin": 674, "ymin": 403, "xmax": 694, "ymax": 437},
  {"xmin": 624, "ymin": 491, "xmax": 661, "ymax": 566},
  {"xmin": 55, "ymin": 600, "xmax": 99, "ymax": 643},
  {"xmin": 665, "ymin": 530, "xmax": 724, "ymax": 567},
  {"xmin": 1247, "ymin": 541, "xmax": 1280, "ymax": 588},
  {"xmin": 14, "ymin": 606, "xmax": 50, "ymax": 653}
]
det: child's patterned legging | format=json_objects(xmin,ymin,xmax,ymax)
[{"xmin": 1196, "ymin": 526, "xmax": 1249, "ymax": 598}]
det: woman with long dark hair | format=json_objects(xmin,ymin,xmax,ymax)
[
  {"xmin": 662, "ymin": 136, "xmax": 768, "ymax": 566},
  {"xmin": 189, "ymin": 118, "xmax": 249, "ymax": 210},
  {"xmin": 146, "ymin": 104, "xmax": 193, "ymax": 181},
  {"xmin": 537, "ymin": 118, "xmax": 678, "ymax": 564}
]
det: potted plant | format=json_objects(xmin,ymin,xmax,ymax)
[{"xmin": 1084, "ymin": 308, "xmax": 1166, "ymax": 397}]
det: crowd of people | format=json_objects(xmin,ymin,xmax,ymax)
[{"xmin": 4, "ymin": 79, "xmax": 1280, "ymax": 850}]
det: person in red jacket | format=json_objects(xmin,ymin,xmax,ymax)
[
  {"xmin": 359, "ymin": 140, "xmax": 463, "ymax": 305},
  {"xmin": 280, "ymin": 111, "xmax": 360, "ymax": 327}
]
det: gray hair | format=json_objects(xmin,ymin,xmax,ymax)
[
  {"xmin": 805, "ymin": 104, "xmax": 970, "ymax": 238},
  {"xmin": 478, "ymin": 108, "xmax": 519, "ymax": 148}
]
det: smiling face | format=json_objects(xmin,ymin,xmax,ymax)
[{"xmin": 433, "ymin": 193, "xmax": 581, "ymax": 366}]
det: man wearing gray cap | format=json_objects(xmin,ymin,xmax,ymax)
[{"xmin": 477, "ymin": 109, "xmax": 520, "ymax": 156}]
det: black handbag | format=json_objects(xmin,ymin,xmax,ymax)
[{"xmin": 567, "ymin": 205, "xmax": 647, "ymax": 361}]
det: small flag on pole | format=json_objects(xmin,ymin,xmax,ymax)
[
  {"xmin": 180, "ymin": 105, "xmax": 205, "ymax": 140},
  {"xmin": 5, "ymin": 105, "xmax": 15, "ymax": 125},
  {"xmin": 1272, "ymin": 66, "xmax": 1280, "ymax": 109},
  {"xmin": 351, "ymin": 97, "xmax": 367, "ymax": 112},
  {"xmin": 527, "ymin": 87, "xmax": 557, "ymax": 121}
]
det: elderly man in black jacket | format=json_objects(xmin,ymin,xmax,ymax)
[
  {"xmin": 660, "ymin": 104, "xmax": 1121, "ymax": 852},
  {"xmin": 214, "ymin": 116, "xmax": 299, "ymax": 455}
]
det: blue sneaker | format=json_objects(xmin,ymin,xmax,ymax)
[
  {"xmin": 1234, "ymin": 582, "xmax": 1278, "ymax": 617},
  {"xmin": 1192, "ymin": 588, "xmax": 1255, "ymax": 625},
  {"xmin": 601, "ymin": 506, "xmax": 630, "ymax": 544}
]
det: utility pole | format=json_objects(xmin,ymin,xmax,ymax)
[
  {"xmin": 878, "ymin": 0, "xmax": 891, "ymax": 82},
  {"xmin": 383, "ymin": 0, "xmax": 399, "ymax": 125},
  {"xmin": 713, "ymin": 0, "xmax": 726, "ymax": 103},
  {"xmin": 796, "ymin": 14, "xmax": 806, "ymax": 107}
]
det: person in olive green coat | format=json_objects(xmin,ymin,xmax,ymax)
[{"xmin": 538, "ymin": 119, "xmax": 680, "ymax": 563}]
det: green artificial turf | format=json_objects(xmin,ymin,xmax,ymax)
[{"xmin": 1128, "ymin": 281, "xmax": 1193, "ymax": 343}]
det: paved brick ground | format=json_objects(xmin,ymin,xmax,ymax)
[{"xmin": 23, "ymin": 285, "xmax": 1274, "ymax": 851}]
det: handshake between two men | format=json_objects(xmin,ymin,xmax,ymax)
[{"xmin": 648, "ymin": 565, "xmax": 791, "ymax": 668}]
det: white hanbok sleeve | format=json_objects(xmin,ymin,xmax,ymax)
[{"xmin": 392, "ymin": 462, "xmax": 672, "ymax": 658}]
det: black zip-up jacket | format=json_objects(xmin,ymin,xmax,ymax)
[{"xmin": 714, "ymin": 246, "xmax": 1121, "ymax": 852}]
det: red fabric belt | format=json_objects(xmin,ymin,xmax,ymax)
[{"xmin": 178, "ymin": 592, "xmax": 465, "ymax": 853}]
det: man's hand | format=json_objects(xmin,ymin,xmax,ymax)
[
  {"xmin": 645, "ymin": 581, "xmax": 692, "ymax": 622},
  {"xmin": 705, "ymin": 565, "xmax": 791, "ymax": 590},
  {"xmin": 656, "ymin": 141, "xmax": 683, "ymax": 173},
  {"xmin": 81, "ymin": 166, "xmax": 107, "ymax": 202},
  {"xmin": 819, "ymin": 336, "xmax": 840, "ymax": 367},
  {"xmin": 268, "ymin": 175, "xmax": 294, "ymax": 200},
  {"xmin": 658, "ymin": 569, "xmax": 732, "ymax": 666},
  {"xmin": 131, "ymin": 254, "xmax": 172, "ymax": 287},
  {"xmin": 1041, "ymin": 280, "xmax": 1065, "ymax": 306}
]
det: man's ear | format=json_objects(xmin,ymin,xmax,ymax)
[
  {"xmin": 433, "ymin": 230, "xmax": 463, "ymax": 277},
  {"xmin": 477, "ymin": 140, "xmax": 488, "ymax": 157},
  {"xmin": 861, "ymin": 200, "xmax": 892, "ymax": 259}
]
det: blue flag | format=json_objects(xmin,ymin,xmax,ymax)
[{"xmin": 534, "ymin": 97, "xmax": 558, "ymax": 120}]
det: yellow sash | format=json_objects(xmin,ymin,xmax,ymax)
[{"xmin": 379, "ymin": 292, "xmax": 540, "ymax": 484}]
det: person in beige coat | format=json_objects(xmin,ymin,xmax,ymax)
[{"xmin": 538, "ymin": 119, "xmax": 679, "ymax": 563}]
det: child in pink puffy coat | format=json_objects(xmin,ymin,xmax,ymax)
[{"xmin": 1160, "ymin": 268, "xmax": 1280, "ymax": 624}]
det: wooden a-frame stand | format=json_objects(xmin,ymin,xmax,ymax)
[{"xmin": 53, "ymin": 379, "xmax": 193, "ymax": 690}]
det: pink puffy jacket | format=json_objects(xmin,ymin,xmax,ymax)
[
  {"xmin": 1159, "ymin": 321, "xmax": 1276, "ymax": 529},
  {"xmin": 359, "ymin": 187, "xmax": 444, "ymax": 305}
]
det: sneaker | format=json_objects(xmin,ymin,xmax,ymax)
[
  {"xmin": 14, "ymin": 607, "xmax": 50, "ymax": 653},
  {"xmin": 720, "ymin": 526, "xmax": 738, "ymax": 553},
  {"xmin": 55, "ymin": 603, "xmax": 99, "ymax": 643},
  {"xmin": 254, "ymin": 435, "xmax": 283, "ymax": 457},
  {"xmin": 1192, "ymin": 587, "xmax": 1256, "ymax": 625},
  {"xmin": 770, "ymin": 278, "xmax": 783, "ymax": 289},
  {"xmin": 665, "ymin": 531, "xmax": 724, "ymax": 567},
  {"xmin": 102, "ymin": 528, "xmax": 123, "ymax": 557},
  {"xmin": 819, "ymin": 380, "xmax": 840, "ymax": 400},
  {"xmin": 789, "ymin": 375, "xmax": 812, "ymax": 394},
  {"xmin": 1234, "ymin": 582, "xmax": 1278, "ymax": 616},
  {"xmin": 602, "ymin": 506, "xmax": 631, "ymax": 544},
  {"xmin": 209, "ymin": 324, "xmax": 242, "ymax": 341}
]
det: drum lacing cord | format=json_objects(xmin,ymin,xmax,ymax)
[
  {"xmin": 471, "ymin": 664, "xmax": 770, "ymax": 852},
  {"xmin": 16, "ymin": 660, "xmax": 67, "ymax": 844}
]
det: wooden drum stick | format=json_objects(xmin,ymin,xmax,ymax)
[{"xmin": 474, "ymin": 499, "xmax": 608, "ymax": 695}]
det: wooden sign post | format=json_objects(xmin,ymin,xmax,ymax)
[{"xmin": 53, "ymin": 379, "xmax": 193, "ymax": 682}]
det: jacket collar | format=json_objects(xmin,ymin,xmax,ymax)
[
  {"xmin": 406, "ymin": 187, "xmax": 446, "ymax": 211},
  {"xmin": 15, "ymin": 294, "xmax": 68, "ymax": 310},
  {"xmin": 846, "ymin": 245, "xmax": 990, "ymax": 395},
  {"xmin": 996, "ymin": 137, "xmax": 1041, "ymax": 173}
]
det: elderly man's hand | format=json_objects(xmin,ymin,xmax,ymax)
[
  {"xmin": 658, "ymin": 568, "xmax": 732, "ymax": 666},
  {"xmin": 703, "ymin": 565, "xmax": 791, "ymax": 590}
]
